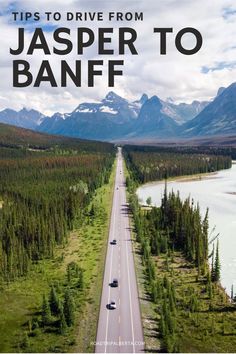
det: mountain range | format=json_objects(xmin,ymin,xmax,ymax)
[
  {"xmin": 182, "ymin": 84, "xmax": 236, "ymax": 137},
  {"xmin": 0, "ymin": 108, "xmax": 46, "ymax": 130},
  {"xmin": 0, "ymin": 83, "xmax": 236, "ymax": 141}
]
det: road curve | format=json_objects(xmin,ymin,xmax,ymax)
[{"xmin": 95, "ymin": 147, "xmax": 144, "ymax": 353}]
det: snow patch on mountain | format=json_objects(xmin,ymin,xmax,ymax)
[
  {"xmin": 76, "ymin": 107, "xmax": 94, "ymax": 113},
  {"xmin": 100, "ymin": 106, "xmax": 118, "ymax": 115}
]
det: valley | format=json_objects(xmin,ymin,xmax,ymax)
[{"xmin": 0, "ymin": 119, "xmax": 236, "ymax": 353}]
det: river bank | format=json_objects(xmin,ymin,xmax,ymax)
[
  {"xmin": 137, "ymin": 164, "xmax": 236, "ymax": 296},
  {"xmin": 137, "ymin": 160, "xmax": 236, "ymax": 193}
]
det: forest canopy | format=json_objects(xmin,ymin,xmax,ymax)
[{"xmin": 0, "ymin": 128, "xmax": 115, "ymax": 281}]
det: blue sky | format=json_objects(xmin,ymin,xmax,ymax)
[
  {"xmin": 1, "ymin": 1, "xmax": 58, "ymax": 31},
  {"xmin": 0, "ymin": 0, "xmax": 236, "ymax": 115}
]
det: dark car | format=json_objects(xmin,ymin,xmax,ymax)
[
  {"xmin": 110, "ymin": 239, "xmax": 117, "ymax": 245},
  {"xmin": 111, "ymin": 278, "xmax": 118, "ymax": 287}
]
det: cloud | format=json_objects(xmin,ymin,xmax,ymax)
[
  {"xmin": 201, "ymin": 61, "xmax": 236, "ymax": 73},
  {"xmin": 0, "ymin": 0, "xmax": 236, "ymax": 115}
]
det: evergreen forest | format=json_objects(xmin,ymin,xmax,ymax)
[
  {"xmin": 0, "ymin": 125, "xmax": 115, "ymax": 352},
  {"xmin": 124, "ymin": 145, "xmax": 232, "ymax": 183},
  {"xmin": 125, "ymin": 145, "xmax": 236, "ymax": 352}
]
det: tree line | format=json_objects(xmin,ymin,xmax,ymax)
[{"xmin": 124, "ymin": 145, "xmax": 232, "ymax": 183}]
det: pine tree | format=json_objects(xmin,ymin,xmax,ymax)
[
  {"xmin": 202, "ymin": 208, "xmax": 209, "ymax": 273},
  {"xmin": 41, "ymin": 294, "xmax": 51, "ymax": 326},
  {"xmin": 160, "ymin": 312, "xmax": 166, "ymax": 338},
  {"xmin": 212, "ymin": 240, "xmax": 220, "ymax": 282},
  {"xmin": 190, "ymin": 293, "xmax": 199, "ymax": 312},
  {"xmin": 90, "ymin": 204, "xmax": 95, "ymax": 218},
  {"xmin": 151, "ymin": 281, "xmax": 158, "ymax": 303},
  {"xmin": 58, "ymin": 310, "xmax": 67, "ymax": 335},
  {"xmin": 169, "ymin": 289, "xmax": 176, "ymax": 313},
  {"xmin": 231, "ymin": 284, "xmax": 234, "ymax": 301},
  {"xmin": 63, "ymin": 289, "xmax": 75, "ymax": 327},
  {"xmin": 49, "ymin": 285, "xmax": 61, "ymax": 316},
  {"xmin": 211, "ymin": 243, "xmax": 215, "ymax": 275}
]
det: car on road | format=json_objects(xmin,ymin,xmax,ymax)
[
  {"xmin": 108, "ymin": 300, "xmax": 116, "ymax": 310},
  {"xmin": 110, "ymin": 239, "xmax": 117, "ymax": 245},
  {"xmin": 116, "ymin": 187, "xmax": 119, "ymax": 190},
  {"xmin": 111, "ymin": 278, "xmax": 118, "ymax": 287}
]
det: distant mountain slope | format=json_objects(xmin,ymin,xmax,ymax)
[
  {"xmin": 129, "ymin": 96, "xmax": 179, "ymax": 139},
  {"xmin": 182, "ymin": 82, "xmax": 236, "ymax": 137},
  {"xmin": 39, "ymin": 91, "xmax": 144, "ymax": 140},
  {"xmin": 0, "ymin": 123, "xmax": 54, "ymax": 148},
  {"xmin": 0, "ymin": 122, "xmax": 114, "ymax": 152},
  {"xmin": 161, "ymin": 100, "xmax": 209, "ymax": 124},
  {"xmin": 0, "ymin": 108, "xmax": 47, "ymax": 130}
]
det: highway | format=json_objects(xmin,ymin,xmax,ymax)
[{"xmin": 96, "ymin": 148, "xmax": 144, "ymax": 353}]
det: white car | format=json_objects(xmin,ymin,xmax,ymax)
[{"xmin": 108, "ymin": 300, "xmax": 116, "ymax": 310}]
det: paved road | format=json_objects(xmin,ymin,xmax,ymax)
[{"xmin": 96, "ymin": 148, "xmax": 144, "ymax": 353}]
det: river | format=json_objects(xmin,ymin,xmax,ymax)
[{"xmin": 137, "ymin": 162, "xmax": 236, "ymax": 296}]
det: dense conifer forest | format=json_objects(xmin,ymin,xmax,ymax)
[
  {"xmin": 0, "ymin": 126, "xmax": 115, "ymax": 282},
  {"xmin": 124, "ymin": 145, "xmax": 232, "ymax": 183}
]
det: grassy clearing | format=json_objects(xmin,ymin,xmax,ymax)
[
  {"xmin": 0, "ymin": 160, "xmax": 116, "ymax": 353},
  {"xmin": 154, "ymin": 252, "xmax": 236, "ymax": 352}
]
